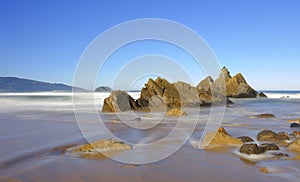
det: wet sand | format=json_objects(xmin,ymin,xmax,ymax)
[{"xmin": 1, "ymin": 97, "xmax": 300, "ymax": 182}]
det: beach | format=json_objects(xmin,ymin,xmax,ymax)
[{"xmin": 0, "ymin": 92, "xmax": 299, "ymax": 182}]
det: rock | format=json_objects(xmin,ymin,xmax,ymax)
[
  {"xmin": 287, "ymin": 138, "xmax": 300, "ymax": 151},
  {"xmin": 256, "ymin": 114, "xmax": 276, "ymax": 118},
  {"xmin": 259, "ymin": 167, "xmax": 270, "ymax": 174},
  {"xmin": 95, "ymin": 86, "xmax": 112, "ymax": 92},
  {"xmin": 197, "ymin": 67, "xmax": 259, "ymax": 98},
  {"xmin": 257, "ymin": 130, "xmax": 290, "ymax": 142},
  {"xmin": 273, "ymin": 153, "xmax": 289, "ymax": 157},
  {"xmin": 292, "ymin": 131, "xmax": 300, "ymax": 138},
  {"xmin": 196, "ymin": 76, "xmax": 214, "ymax": 94},
  {"xmin": 257, "ymin": 92, "xmax": 267, "ymax": 98},
  {"xmin": 287, "ymin": 118, "xmax": 300, "ymax": 123},
  {"xmin": 238, "ymin": 136, "xmax": 254, "ymax": 143},
  {"xmin": 202, "ymin": 127, "xmax": 243, "ymax": 147},
  {"xmin": 71, "ymin": 139, "xmax": 132, "ymax": 153},
  {"xmin": 102, "ymin": 91, "xmax": 140, "ymax": 112},
  {"xmin": 290, "ymin": 123, "xmax": 300, "ymax": 128},
  {"xmin": 166, "ymin": 108, "xmax": 187, "ymax": 116},
  {"xmin": 173, "ymin": 81, "xmax": 201, "ymax": 105},
  {"xmin": 239, "ymin": 144, "xmax": 266, "ymax": 155},
  {"xmin": 260, "ymin": 143, "xmax": 280, "ymax": 151}
]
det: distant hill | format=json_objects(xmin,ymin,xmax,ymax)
[
  {"xmin": 95, "ymin": 86, "xmax": 112, "ymax": 92},
  {"xmin": 0, "ymin": 77, "xmax": 85, "ymax": 92}
]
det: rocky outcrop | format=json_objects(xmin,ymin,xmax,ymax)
[
  {"xmin": 202, "ymin": 127, "xmax": 243, "ymax": 147},
  {"xmin": 197, "ymin": 67, "xmax": 263, "ymax": 98},
  {"xmin": 257, "ymin": 130, "xmax": 290, "ymax": 142},
  {"xmin": 239, "ymin": 143, "xmax": 279, "ymax": 155},
  {"xmin": 166, "ymin": 108, "xmax": 187, "ymax": 116},
  {"xmin": 70, "ymin": 139, "xmax": 132, "ymax": 153},
  {"xmin": 102, "ymin": 91, "xmax": 140, "ymax": 112}
]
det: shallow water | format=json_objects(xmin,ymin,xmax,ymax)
[{"xmin": 0, "ymin": 92, "xmax": 299, "ymax": 181}]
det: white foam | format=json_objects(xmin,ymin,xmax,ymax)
[{"xmin": 264, "ymin": 92, "xmax": 300, "ymax": 99}]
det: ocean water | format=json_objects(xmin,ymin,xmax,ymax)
[{"xmin": 0, "ymin": 91, "xmax": 300, "ymax": 181}]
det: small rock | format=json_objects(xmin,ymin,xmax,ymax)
[
  {"xmin": 287, "ymin": 138, "xmax": 300, "ymax": 152},
  {"xmin": 257, "ymin": 92, "xmax": 267, "ymax": 98},
  {"xmin": 259, "ymin": 167, "xmax": 270, "ymax": 174},
  {"xmin": 292, "ymin": 131, "xmax": 300, "ymax": 138},
  {"xmin": 273, "ymin": 153, "xmax": 289, "ymax": 157},
  {"xmin": 166, "ymin": 108, "xmax": 187, "ymax": 116},
  {"xmin": 238, "ymin": 136, "xmax": 254, "ymax": 143},
  {"xmin": 290, "ymin": 123, "xmax": 300, "ymax": 128},
  {"xmin": 257, "ymin": 130, "xmax": 290, "ymax": 142},
  {"xmin": 240, "ymin": 144, "xmax": 266, "ymax": 155},
  {"xmin": 256, "ymin": 114, "xmax": 276, "ymax": 118},
  {"xmin": 260, "ymin": 143, "xmax": 280, "ymax": 151},
  {"xmin": 287, "ymin": 118, "xmax": 300, "ymax": 123},
  {"xmin": 202, "ymin": 127, "xmax": 243, "ymax": 147}
]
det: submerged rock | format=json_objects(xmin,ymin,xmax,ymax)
[
  {"xmin": 70, "ymin": 139, "xmax": 132, "ymax": 154},
  {"xmin": 290, "ymin": 123, "xmax": 300, "ymax": 128},
  {"xmin": 238, "ymin": 136, "xmax": 254, "ymax": 143},
  {"xmin": 202, "ymin": 127, "xmax": 243, "ymax": 147},
  {"xmin": 240, "ymin": 144, "xmax": 266, "ymax": 155},
  {"xmin": 287, "ymin": 138, "xmax": 300, "ymax": 152},
  {"xmin": 256, "ymin": 114, "xmax": 276, "ymax": 118},
  {"xmin": 165, "ymin": 108, "xmax": 187, "ymax": 116},
  {"xmin": 257, "ymin": 130, "xmax": 290, "ymax": 142}
]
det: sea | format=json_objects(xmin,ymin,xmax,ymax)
[{"xmin": 0, "ymin": 91, "xmax": 299, "ymax": 182}]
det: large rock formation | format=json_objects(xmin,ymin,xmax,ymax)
[
  {"xmin": 101, "ymin": 67, "xmax": 263, "ymax": 112},
  {"xmin": 197, "ymin": 67, "xmax": 263, "ymax": 98}
]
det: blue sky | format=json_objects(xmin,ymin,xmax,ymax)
[{"xmin": 0, "ymin": 0, "xmax": 300, "ymax": 90}]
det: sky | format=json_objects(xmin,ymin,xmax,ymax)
[{"xmin": 0, "ymin": 0, "xmax": 300, "ymax": 90}]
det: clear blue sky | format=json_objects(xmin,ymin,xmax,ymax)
[{"xmin": 1, "ymin": 0, "xmax": 300, "ymax": 90}]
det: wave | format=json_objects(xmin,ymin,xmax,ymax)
[{"xmin": 264, "ymin": 91, "xmax": 300, "ymax": 99}]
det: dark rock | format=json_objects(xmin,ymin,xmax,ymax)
[
  {"xmin": 290, "ymin": 123, "xmax": 300, "ymax": 128},
  {"xmin": 257, "ymin": 130, "xmax": 290, "ymax": 142},
  {"xmin": 260, "ymin": 143, "xmax": 280, "ymax": 151},
  {"xmin": 256, "ymin": 114, "xmax": 276, "ymax": 118},
  {"xmin": 257, "ymin": 92, "xmax": 267, "ymax": 98},
  {"xmin": 238, "ymin": 136, "xmax": 254, "ymax": 143},
  {"xmin": 95, "ymin": 86, "xmax": 112, "ymax": 92},
  {"xmin": 273, "ymin": 153, "xmax": 289, "ymax": 157},
  {"xmin": 239, "ymin": 144, "xmax": 267, "ymax": 155}
]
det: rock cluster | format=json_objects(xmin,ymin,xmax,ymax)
[
  {"xmin": 102, "ymin": 67, "xmax": 264, "ymax": 112},
  {"xmin": 257, "ymin": 130, "xmax": 290, "ymax": 143}
]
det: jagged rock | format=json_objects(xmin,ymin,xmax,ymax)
[
  {"xmin": 166, "ymin": 108, "xmax": 187, "ymax": 116},
  {"xmin": 256, "ymin": 114, "xmax": 276, "ymax": 118},
  {"xmin": 238, "ymin": 136, "xmax": 254, "ymax": 143},
  {"xmin": 257, "ymin": 130, "xmax": 290, "ymax": 142},
  {"xmin": 197, "ymin": 67, "xmax": 259, "ymax": 98},
  {"xmin": 70, "ymin": 139, "xmax": 132, "ymax": 153},
  {"xmin": 102, "ymin": 91, "xmax": 139, "ymax": 112},
  {"xmin": 173, "ymin": 81, "xmax": 201, "ymax": 106},
  {"xmin": 291, "ymin": 123, "xmax": 300, "ymax": 128},
  {"xmin": 287, "ymin": 139, "xmax": 300, "ymax": 151},
  {"xmin": 202, "ymin": 127, "xmax": 243, "ymax": 147},
  {"xmin": 240, "ymin": 144, "xmax": 266, "ymax": 155},
  {"xmin": 196, "ymin": 76, "xmax": 214, "ymax": 94}
]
